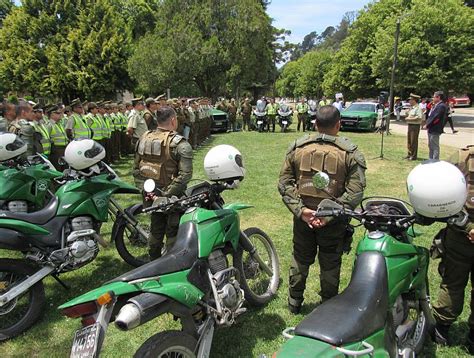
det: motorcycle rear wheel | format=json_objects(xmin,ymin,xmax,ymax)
[
  {"xmin": 134, "ymin": 330, "xmax": 197, "ymax": 358},
  {"xmin": 0, "ymin": 258, "xmax": 45, "ymax": 341},
  {"xmin": 234, "ymin": 227, "xmax": 280, "ymax": 307}
]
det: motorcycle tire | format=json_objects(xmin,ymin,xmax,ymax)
[
  {"xmin": 134, "ymin": 330, "xmax": 197, "ymax": 358},
  {"xmin": 398, "ymin": 299, "xmax": 428, "ymax": 354},
  {"xmin": 234, "ymin": 227, "xmax": 280, "ymax": 307},
  {"xmin": 115, "ymin": 204, "xmax": 151, "ymax": 267},
  {"xmin": 0, "ymin": 258, "xmax": 46, "ymax": 341}
]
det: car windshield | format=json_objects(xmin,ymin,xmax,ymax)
[{"xmin": 345, "ymin": 103, "xmax": 376, "ymax": 112}]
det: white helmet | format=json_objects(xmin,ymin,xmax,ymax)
[
  {"xmin": 64, "ymin": 139, "xmax": 105, "ymax": 170},
  {"xmin": 204, "ymin": 145, "xmax": 245, "ymax": 182},
  {"xmin": 0, "ymin": 133, "xmax": 27, "ymax": 161},
  {"xmin": 407, "ymin": 160, "xmax": 467, "ymax": 218}
]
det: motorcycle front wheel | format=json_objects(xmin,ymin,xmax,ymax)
[
  {"xmin": 0, "ymin": 258, "xmax": 45, "ymax": 341},
  {"xmin": 134, "ymin": 330, "xmax": 197, "ymax": 358},
  {"xmin": 115, "ymin": 204, "xmax": 151, "ymax": 267},
  {"xmin": 234, "ymin": 227, "xmax": 280, "ymax": 307},
  {"xmin": 397, "ymin": 299, "xmax": 428, "ymax": 354}
]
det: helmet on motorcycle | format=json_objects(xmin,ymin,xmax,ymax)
[
  {"xmin": 406, "ymin": 160, "xmax": 467, "ymax": 218},
  {"xmin": 204, "ymin": 145, "xmax": 245, "ymax": 182},
  {"xmin": 0, "ymin": 133, "xmax": 27, "ymax": 161},
  {"xmin": 64, "ymin": 139, "xmax": 105, "ymax": 170}
]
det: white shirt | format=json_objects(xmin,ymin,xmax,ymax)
[{"xmin": 333, "ymin": 101, "xmax": 343, "ymax": 112}]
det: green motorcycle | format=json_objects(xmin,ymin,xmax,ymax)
[
  {"xmin": 0, "ymin": 154, "xmax": 62, "ymax": 212},
  {"xmin": 272, "ymin": 172, "xmax": 468, "ymax": 358},
  {"xmin": 59, "ymin": 179, "xmax": 280, "ymax": 357},
  {"xmin": 0, "ymin": 162, "xmax": 140, "ymax": 341}
]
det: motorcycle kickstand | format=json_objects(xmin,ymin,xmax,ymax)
[{"xmin": 52, "ymin": 274, "xmax": 70, "ymax": 290}]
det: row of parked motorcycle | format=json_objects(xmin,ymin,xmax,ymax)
[
  {"xmin": 252, "ymin": 100, "xmax": 318, "ymax": 133},
  {"xmin": 0, "ymin": 131, "xmax": 469, "ymax": 358}
]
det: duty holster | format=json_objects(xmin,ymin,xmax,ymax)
[
  {"xmin": 430, "ymin": 227, "xmax": 447, "ymax": 260},
  {"xmin": 342, "ymin": 225, "xmax": 355, "ymax": 254}
]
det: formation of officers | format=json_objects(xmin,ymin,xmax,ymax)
[{"xmin": 0, "ymin": 95, "xmax": 214, "ymax": 169}]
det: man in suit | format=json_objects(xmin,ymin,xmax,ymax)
[{"xmin": 425, "ymin": 91, "xmax": 447, "ymax": 160}]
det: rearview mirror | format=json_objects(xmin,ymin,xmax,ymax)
[
  {"xmin": 312, "ymin": 172, "xmax": 330, "ymax": 189},
  {"xmin": 143, "ymin": 179, "xmax": 156, "ymax": 193}
]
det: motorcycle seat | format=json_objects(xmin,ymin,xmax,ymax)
[
  {"xmin": 294, "ymin": 251, "xmax": 388, "ymax": 346},
  {"xmin": 0, "ymin": 196, "xmax": 58, "ymax": 225},
  {"xmin": 112, "ymin": 221, "xmax": 199, "ymax": 282}
]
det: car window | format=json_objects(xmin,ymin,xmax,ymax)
[{"xmin": 345, "ymin": 103, "xmax": 376, "ymax": 112}]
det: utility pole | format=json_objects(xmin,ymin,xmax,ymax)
[{"xmin": 387, "ymin": 18, "xmax": 401, "ymax": 134}]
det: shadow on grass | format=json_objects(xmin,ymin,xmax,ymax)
[{"xmin": 211, "ymin": 309, "xmax": 287, "ymax": 358}]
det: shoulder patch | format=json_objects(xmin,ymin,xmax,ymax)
[
  {"xmin": 335, "ymin": 136, "xmax": 357, "ymax": 152},
  {"xmin": 171, "ymin": 134, "xmax": 184, "ymax": 145}
]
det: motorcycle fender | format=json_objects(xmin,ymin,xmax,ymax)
[
  {"xmin": 0, "ymin": 228, "xmax": 30, "ymax": 251},
  {"xmin": 223, "ymin": 203, "xmax": 253, "ymax": 211},
  {"xmin": 59, "ymin": 281, "xmax": 139, "ymax": 310}
]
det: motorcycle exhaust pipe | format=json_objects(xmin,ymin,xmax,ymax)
[{"xmin": 115, "ymin": 293, "xmax": 167, "ymax": 331}]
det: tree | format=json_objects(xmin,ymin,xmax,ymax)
[
  {"xmin": 0, "ymin": 0, "xmax": 13, "ymax": 27},
  {"xmin": 295, "ymin": 50, "xmax": 332, "ymax": 98},
  {"xmin": 324, "ymin": 0, "xmax": 474, "ymax": 99},
  {"xmin": 129, "ymin": 0, "xmax": 276, "ymax": 99},
  {"xmin": 0, "ymin": 0, "xmax": 133, "ymax": 101},
  {"xmin": 275, "ymin": 60, "xmax": 300, "ymax": 98}
]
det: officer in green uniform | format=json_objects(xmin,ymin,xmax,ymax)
[
  {"xmin": 296, "ymin": 98, "xmax": 309, "ymax": 132},
  {"xmin": 127, "ymin": 97, "xmax": 147, "ymax": 149},
  {"xmin": 12, "ymin": 101, "xmax": 36, "ymax": 156},
  {"xmin": 133, "ymin": 106, "xmax": 193, "ymax": 259},
  {"xmin": 144, "ymin": 98, "xmax": 158, "ymax": 131},
  {"xmin": 118, "ymin": 103, "xmax": 130, "ymax": 156},
  {"xmin": 227, "ymin": 98, "xmax": 238, "ymax": 132},
  {"xmin": 31, "ymin": 105, "xmax": 52, "ymax": 157},
  {"xmin": 241, "ymin": 98, "xmax": 252, "ymax": 131},
  {"xmin": 65, "ymin": 98, "xmax": 91, "ymax": 140},
  {"xmin": 46, "ymin": 104, "xmax": 68, "ymax": 170},
  {"xmin": 278, "ymin": 105, "xmax": 367, "ymax": 313},
  {"xmin": 432, "ymin": 145, "xmax": 474, "ymax": 354}
]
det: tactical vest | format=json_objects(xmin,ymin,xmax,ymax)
[
  {"xmin": 296, "ymin": 103, "xmax": 309, "ymax": 114},
  {"xmin": 137, "ymin": 130, "xmax": 181, "ymax": 187},
  {"xmin": 102, "ymin": 115, "xmax": 112, "ymax": 138},
  {"xmin": 294, "ymin": 138, "xmax": 348, "ymax": 209},
  {"xmin": 459, "ymin": 145, "xmax": 474, "ymax": 218},
  {"xmin": 50, "ymin": 121, "xmax": 68, "ymax": 147}
]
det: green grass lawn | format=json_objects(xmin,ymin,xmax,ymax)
[{"xmin": 1, "ymin": 129, "xmax": 472, "ymax": 357}]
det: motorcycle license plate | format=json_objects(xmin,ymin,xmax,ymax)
[
  {"xmin": 70, "ymin": 323, "xmax": 100, "ymax": 358},
  {"xmin": 257, "ymin": 121, "xmax": 263, "ymax": 125},
  {"xmin": 282, "ymin": 121, "xmax": 288, "ymax": 125}
]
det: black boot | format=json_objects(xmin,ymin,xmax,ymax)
[
  {"xmin": 288, "ymin": 296, "xmax": 302, "ymax": 314},
  {"xmin": 432, "ymin": 323, "xmax": 450, "ymax": 345},
  {"xmin": 468, "ymin": 328, "xmax": 474, "ymax": 355}
]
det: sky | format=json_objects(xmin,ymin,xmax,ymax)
[{"xmin": 267, "ymin": 0, "xmax": 372, "ymax": 44}]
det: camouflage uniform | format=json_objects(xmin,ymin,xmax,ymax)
[
  {"xmin": 278, "ymin": 133, "xmax": 366, "ymax": 307},
  {"xmin": 433, "ymin": 145, "xmax": 474, "ymax": 350},
  {"xmin": 133, "ymin": 128, "xmax": 193, "ymax": 259}
]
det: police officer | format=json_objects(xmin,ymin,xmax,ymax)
[
  {"xmin": 278, "ymin": 105, "xmax": 366, "ymax": 313},
  {"xmin": 133, "ymin": 106, "xmax": 193, "ymax": 259},
  {"xmin": 432, "ymin": 145, "xmax": 474, "ymax": 354},
  {"xmin": 296, "ymin": 98, "xmax": 309, "ymax": 132},
  {"xmin": 127, "ymin": 97, "xmax": 147, "ymax": 149},
  {"xmin": 31, "ymin": 104, "xmax": 51, "ymax": 157},
  {"xmin": 404, "ymin": 93, "xmax": 423, "ymax": 161},
  {"xmin": 266, "ymin": 97, "xmax": 279, "ymax": 132},
  {"xmin": 10, "ymin": 101, "xmax": 36, "ymax": 156},
  {"xmin": 46, "ymin": 104, "xmax": 68, "ymax": 170},
  {"xmin": 144, "ymin": 98, "xmax": 158, "ymax": 130},
  {"xmin": 65, "ymin": 98, "xmax": 92, "ymax": 140}
]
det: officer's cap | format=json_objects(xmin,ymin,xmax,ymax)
[
  {"xmin": 154, "ymin": 93, "xmax": 167, "ymax": 101},
  {"xmin": 45, "ymin": 104, "xmax": 60, "ymax": 114},
  {"xmin": 145, "ymin": 97, "xmax": 156, "ymax": 106},
  {"xmin": 409, "ymin": 93, "xmax": 420, "ymax": 100},
  {"xmin": 88, "ymin": 102, "xmax": 98, "ymax": 109},
  {"xmin": 131, "ymin": 97, "xmax": 144, "ymax": 106},
  {"xmin": 70, "ymin": 98, "xmax": 82, "ymax": 108}
]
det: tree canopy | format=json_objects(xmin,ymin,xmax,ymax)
[{"xmin": 278, "ymin": 0, "xmax": 473, "ymax": 100}]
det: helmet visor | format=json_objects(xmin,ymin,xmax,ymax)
[
  {"xmin": 84, "ymin": 142, "xmax": 104, "ymax": 159},
  {"xmin": 6, "ymin": 136, "xmax": 25, "ymax": 151}
]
